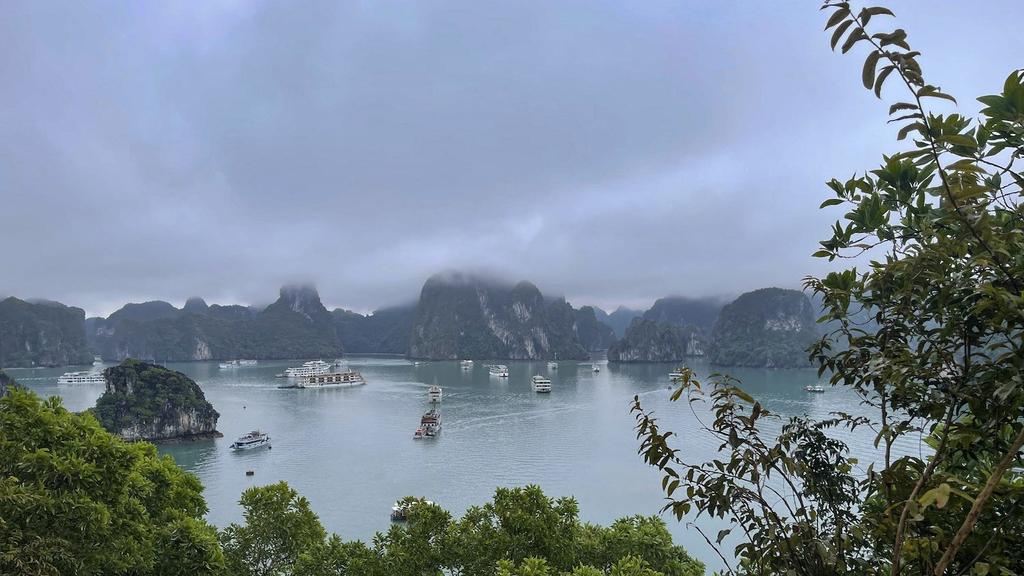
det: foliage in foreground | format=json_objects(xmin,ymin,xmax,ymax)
[
  {"xmin": 226, "ymin": 482, "xmax": 704, "ymax": 576},
  {"xmin": 1, "ymin": 384, "xmax": 702, "ymax": 575},
  {"xmin": 0, "ymin": 387, "xmax": 224, "ymax": 576},
  {"xmin": 633, "ymin": 3, "xmax": 1024, "ymax": 575}
]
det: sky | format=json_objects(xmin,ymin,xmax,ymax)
[{"xmin": 1, "ymin": 1, "xmax": 1021, "ymax": 317}]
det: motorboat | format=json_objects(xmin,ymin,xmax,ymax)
[{"xmin": 230, "ymin": 430, "xmax": 271, "ymax": 450}]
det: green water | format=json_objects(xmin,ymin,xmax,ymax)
[{"xmin": 9, "ymin": 357, "xmax": 901, "ymax": 572}]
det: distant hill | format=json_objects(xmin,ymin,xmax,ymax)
[
  {"xmin": 0, "ymin": 297, "xmax": 93, "ymax": 367},
  {"xmin": 708, "ymin": 288, "xmax": 818, "ymax": 368},
  {"xmin": 602, "ymin": 306, "xmax": 643, "ymax": 338},
  {"xmin": 573, "ymin": 306, "xmax": 617, "ymax": 352},
  {"xmin": 332, "ymin": 304, "xmax": 416, "ymax": 355},
  {"xmin": 607, "ymin": 295, "xmax": 722, "ymax": 362},
  {"xmin": 409, "ymin": 273, "xmax": 589, "ymax": 360},
  {"xmin": 88, "ymin": 285, "xmax": 344, "ymax": 362}
]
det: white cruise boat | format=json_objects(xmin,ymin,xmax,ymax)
[
  {"xmin": 592, "ymin": 365, "xmax": 601, "ymax": 373},
  {"xmin": 92, "ymin": 355, "xmax": 103, "ymax": 366},
  {"xmin": 460, "ymin": 359, "xmax": 474, "ymax": 370},
  {"xmin": 219, "ymin": 360, "xmax": 239, "ymax": 369},
  {"xmin": 282, "ymin": 360, "xmax": 333, "ymax": 379},
  {"xmin": 804, "ymin": 385, "xmax": 825, "ymax": 393},
  {"xmin": 57, "ymin": 371, "xmax": 106, "ymax": 385},
  {"xmin": 428, "ymin": 385, "xmax": 442, "ymax": 403},
  {"xmin": 238, "ymin": 359, "xmax": 258, "ymax": 366},
  {"xmin": 230, "ymin": 430, "xmax": 271, "ymax": 450},
  {"xmin": 547, "ymin": 361, "xmax": 558, "ymax": 370},
  {"xmin": 531, "ymin": 375, "xmax": 552, "ymax": 393},
  {"xmin": 291, "ymin": 371, "xmax": 366, "ymax": 389},
  {"xmin": 488, "ymin": 364, "xmax": 509, "ymax": 378},
  {"xmin": 669, "ymin": 371, "xmax": 684, "ymax": 380}
]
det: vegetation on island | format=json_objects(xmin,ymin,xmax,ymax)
[
  {"xmin": 1, "ymin": 384, "xmax": 702, "ymax": 576},
  {"xmin": 92, "ymin": 359, "xmax": 220, "ymax": 441},
  {"xmin": 633, "ymin": 4, "xmax": 1024, "ymax": 574}
]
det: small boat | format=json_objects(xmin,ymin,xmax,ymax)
[
  {"xmin": 245, "ymin": 470, "xmax": 255, "ymax": 476},
  {"xmin": 547, "ymin": 361, "xmax": 558, "ymax": 370},
  {"xmin": 57, "ymin": 371, "xmax": 105, "ymax": 385},
  {"xmin": 92, "ymin": 355, "xmax": 103, "ymax": 366},
  {"xmin": 219, "ymin": 360, "xmax": 239, "ymax": 369},
  {"xmin": 428, "ymin": 385, "xmax": 442, "ymax": 403},
  {"xmin": 391, "ymin": 499, "xmax": 434, "ymax": 522},
  {"xmin": 230, "ymin": 430, "xmax": 271, "ymax": 450},
  {"xmin": 413, "ymin": 427, "xmax": 425, "ymax": 440},
  {"xmin": 532, "ymin": 375, "xmax": 552, "ymax": 393},
  {"xmin": 421, "ymin": 409, "xmax": 441, "ymax": 437},
  {"xmin": 592, "ymin": 365, "xmax": 600, "ymax": 373},
  {"xmin": 669, "ymin": 371, "xmax": 684, "ymax": 380},
  {"xmin": 804, "ymin": 385, "xmax": 825, "ymax": 393},
  {"xmin": 488, "ymin": 364, "xmax": 509, "ymax": 378},
  {"xmin": 460, "ymin": 359, "xmax": 474, "ymax": 370},
  {"xmin": 238, "ymin": 359, "xmax": 258, "ymax": 366}
]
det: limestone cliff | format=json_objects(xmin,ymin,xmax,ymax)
[
  {"xmin": 92, "ymin": 359, "xmax": 220, "ymax": 441},
  {"xmin": 0, "ymin": 297, "xmax": 93, "ymax": 367},
  {"xmin": 408, "ymin": 273, "xmax": 589, "ymax": 360},
  {"xmin": 708, "ymin": 288, "xmax": 818, "ymax": 368}
]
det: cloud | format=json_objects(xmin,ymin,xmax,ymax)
[{"xmin": 1, "ymin": 1, "xmax": 1020, "ymax": 316}]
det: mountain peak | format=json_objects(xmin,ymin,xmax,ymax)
[
  {"xmin": 275, "ymin": 284, "xmax": 326, "ymax": 319},
  {"xmin": 183, "ymin": 297, "xmax": 209, "ymax": 313}
]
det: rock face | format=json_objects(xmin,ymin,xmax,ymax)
[
  {"xmin": 88, "ymin": 285, "xmax": 344, "ymax": 362},
  {"xmin": 607, "ymin": 296, "xmax": 722, "ymax": 362},
  {"xmin": 92, "ymin": 359, "xmax": 220, "ymax": 441},
  {"xmin": 333, "ymin": 304, "xmax": 416, "ymax": 354},
  {"xmin": 708, "ymin": 288, "xmax": 819, "ymax": 368},
  {"xmin": 573, "ymin": 306, "xmax": 617, "ymax": 352},
  {"xmin": 0, "ymin": 297, "xmax": 93, "ymax": 367},
  {"xmin": 409, "ymin": 273, "xmax": 589, "ymax": 360}
]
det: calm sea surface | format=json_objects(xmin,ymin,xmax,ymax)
[{"xmin": 9, "ymin": 357, "xmax": 914, "ymax": 572}]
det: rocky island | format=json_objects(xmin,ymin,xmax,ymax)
[
  {"xmin": 708, "ymin": 287, "xmax": 818, "ymax": 368},
  {"xmin": 0, "ymin": 369, "xmax": 19, "ymax": 397},
  {"xmin": 92, "ymin": 359, "xmax": 221, "ymax": 441},
  {"xmin": 607, "ymin": 296, "xmax": 721, "ymax": 362},
  {"xmin": 409, "ymin": 273, "xmax": 590, "ymax": 360}
]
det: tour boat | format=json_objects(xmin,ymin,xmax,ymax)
[
  {"xmin": 219, "ymin": 360, "xmax": 239, "ymax": 369},
  {"xmin": 669, "ymin": 371, "xmax": 684, "ymax": 380},
  {"xmin": 230, "ymin": 430, "xmax": 271, "ymax": 450},
  {"xmin": 57, "ymin": 371, "xmax": 105, "ymax": 385},
  {"xmin": 420, "ymin": 409, "xmax": 441, "ymax": 437},
  {"xmin": 428, "ymin": 385, "xmax": 442, "ymax": 403},
  {"xmin": 460, "ymin": 359, "xmax": 473, "ymax": 370},
  {"xmin": 532, "ymin": 375, "xmax": 552, "ymax": 393},
  {"xmin": 92, "ymin": 355, "xmax": 103, "ymax": 366},
  {"xmin": 804, "ymin": 385, "xmax": 825, "ymax": 393},
  {"xmin": 280, "ymin": 371, "xmax": 366, "ymax": 389},
  {"xmin": 547, "ymin": 361, "xmax": 558, "ymax": 370},
  {"xmin": 238, "ymin": 359, "xmax": 258, "ymax": 366},
  {"xmin": 592, "ymin": 365, "xmax": 601, "ymax": 373},
  {"xmin": 488, "ymin": 364, "xmax": 509, "ymax": 378},
  {"xmin": 391, "ymin": 499, "xmax": 434, "ymax": 521},
  {"xmin": 280, "ymin": 360, "xmax": 333, "ymax": 379},
  {"xmin": 413, "ymin": 427, "xmax": 425, "ymax": 440}
]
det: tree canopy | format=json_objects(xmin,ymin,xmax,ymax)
[{"xmin": 633, "ymin": 2, "xmax": 1024, "ymax": 575}]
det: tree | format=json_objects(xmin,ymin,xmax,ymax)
[
  {"xmin": 0, "ymin": 387, "xmax": 223, "ymax": 576},
  {"xmin": 632, "ymin": 3, "xmax": 1023, "ymax": 575},
  {"xmin": 220, "ymin": 481, "xmax": 327, "ymax": 576}
]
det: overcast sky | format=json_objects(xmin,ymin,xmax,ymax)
[{"xmin": 1, "ymin": 1, "xmax": 1020, "ymax": 317}]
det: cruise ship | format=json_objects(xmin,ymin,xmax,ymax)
[
  {"xmin": 531, "ymin": 375, "xmax": 552, "ymax": 392},
  {"xmin": 488, "ymin": 364, "xmax": 509, "ymax": 378},
  {"xmin": 300, "ymin": 371, "xmax": 366, "ymax": 388},
  {"xmin": 428, "ymin": 385, "xmax": 443, "ymax": 403},
  {"xmin": 57, "ymin": 371, "xmax": 106, "ymax": 385},
  {"xmin": 279, "ymin": 360, "xmax": 333, "ymax": 378},
  {"xmin": 420, "ymin": 409, "xmax": 441, "ymax": 437},
  {"xmin": 230, "ymin": 430, "xmax": 271, "ymax": 450}
]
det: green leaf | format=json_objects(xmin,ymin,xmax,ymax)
[
  {"xmin": 820, "ymin": 198, "xmax": 844, "ymax": 208},
  {"xmin": 897, "ymin": 122, "xmax": 926, "ymax": 141},
  {"xmin": 831, "ymin": 19, "xmax": 854, "ymax": 51},
  {"xmin": 862, "ymin": 50, "xmax": 882, "ymax": 89},
  {"xmin": 874, "ymin": 65, "xmax": 895, "ymax": 98},
  {"xmin": 825, "ymin": 8, "xmax": 850, "ymax": 30},
  {"xmin": 841, "ymin": 27, "xmax": 866, "ymax": 54}
]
